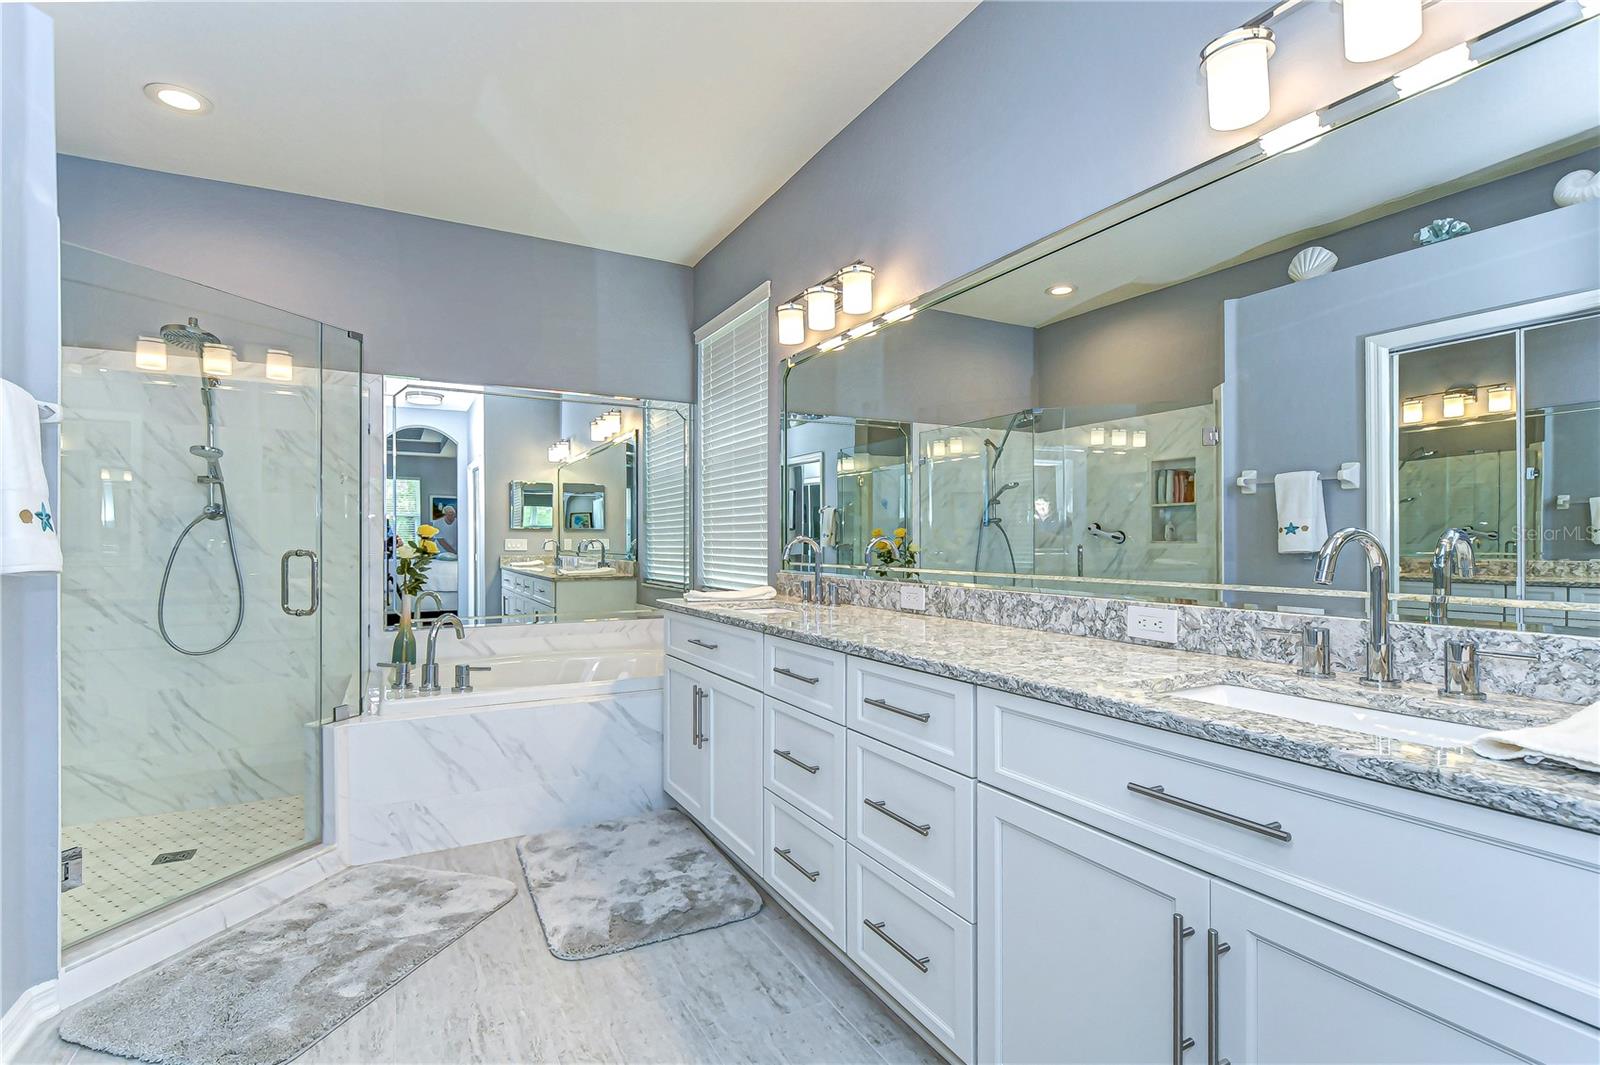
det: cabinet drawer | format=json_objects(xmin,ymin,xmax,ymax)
[
  {"xmin": 847, "ymin": 846, "xmax": 974, "ymax": 1064},
  {"xmin": 847, "ymin": 732, "xmax": 974, "ymax": 920},
  {"xmin": 529, "ymin": 576, "xmax": 555, "ymax": 607},
  {"xmin": 666, "ymin": 613, "xmax": 763, "ymax": 688},
  {"xmin": 764, "ymin": 791, "xmax": 847, "ymax": 950},
  {"xmin": 978, "ymin": 687, "xmax": 1600, "ymax": 1026},
  {"xmin": 847, "ymin": 657, "xmax": 975, "ymax": 774},
  {"xmin": 764, "ymin": 697, "xmax": 846, "ymax": 836},
  {"xmin": 764, "ymin": 637, "xmax": 846, "ymax": 723}
]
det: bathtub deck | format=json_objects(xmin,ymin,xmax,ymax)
[{"xmin": 23, "ymin": 837, "xmax": 939, "ymax": 1065}]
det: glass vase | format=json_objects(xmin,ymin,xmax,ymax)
[{"xmin": 391, "ymin": 592, "xmax": 418, "ymax": 665}]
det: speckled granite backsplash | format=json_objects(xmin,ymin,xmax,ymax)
[{"xmin": 776, "ymin": 574, "xmax": 1600, "ymax": 705}]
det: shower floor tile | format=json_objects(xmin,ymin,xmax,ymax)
[{"xmin": 61, "ymin": 795, "xmax": 308, "ymax": 946}]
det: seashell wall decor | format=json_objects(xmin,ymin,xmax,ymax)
[
  {"xmin": 1286, "ymin": 246, "xmax": 1337, "ymax": 282},
  {"xmin": 1553, "ymin": 169, "xmax": 1600, "ymax": 208}
]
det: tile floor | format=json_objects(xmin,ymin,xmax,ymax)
[
  {"xmin": 22, "ymin": 836, "xmax": 940, "ymax": 1064},
  {"xmin": 60, "ymin": 795, "xmax": 309, "ymax": 946}
]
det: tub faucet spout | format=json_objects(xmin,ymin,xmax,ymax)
[{"xmin": 420, "ymin": 613, "xmax": 465, "ymax": 694}]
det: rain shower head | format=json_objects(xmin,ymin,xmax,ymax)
[{"xmin": 159, "ymin": 316, "xmax": 220, "ymax": 352}]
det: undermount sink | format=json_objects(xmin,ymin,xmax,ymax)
[{"xmin": 1174, "ymin": 684, "xmax": 1491, "ymax": 748}]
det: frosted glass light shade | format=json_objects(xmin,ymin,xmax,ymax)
[
  {"xmin": 805, "ymin": 286, "xmax": 836, "ymax": 331},
  {"xmin": 1342, "ymin": 0, "xmax": 1422, "ymax": 63},
  {"xmin": 1110, "ymin": 428, "xmax": 1128, "ymax": 447},
  {"xmin": 949, "ymin": 437, "xmax": 964, "ymax": 455},
  {"xmin": 589, "ymin": 409, "xmax": 622, "ymax": 440},
  {"xmin": 200, "ymin": 343, "xmax": 234, "ymax": 377},
  {"xmin": 1441, "ymin": 390, "xmax": 1469, "ymax": 419},
  {"xmin": 776, "ymin": 302, "xmax": 805, "ymax": 345},
  {"xmin": 839, "ymin": 263, "xmax": 874, "ymax": 315},
  {"xmin": 134, "ymin": 336, "xmax": 167, "ymax": 372},
  {"xmin": 1202, "ymin": 28, "xmax": 1275, "ymax": 132},
  {"xmin": 265, "ymin": 349, "xmax": 294, "ymax": 382},
  {"xmin": 1394, "ymin": 44, "xmax": 1476, "ymax": 97},
  {"xmin": 1089, "ymin": 427, "xmax": 1106, "ymax": 446},
  {"xmin": 1401, "ymin": 398, "xmax": 1424, "ymax": 424},
  {"xmin": 548, "ymin": 439, "xmax": 572, "ymax": 463},
  {"xmin": 932, "ymin": 439, "xmax": 947, "ymax": 459},
  {"xmin": 1131, "ymin": 430, "xmax": 1148, "ymax": 448},
  {"xmin": 1486, "ymin": 385, "xmax": 1514, "ymax": 414}
]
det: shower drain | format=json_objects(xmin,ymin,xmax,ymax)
[{"xmin": 152, "ymin": 848, "xmax": 198, "ymax": 865}]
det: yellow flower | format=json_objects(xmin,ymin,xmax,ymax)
[
  {"xmin": 420, "ymin": 539, "xmax": 440, "ymax": 555},
  {"xmin": 871, "ymin": 528, "xmax": 884, "ymax": 538},
  {"xmin": 417, "ymin": 524, "xmax": 439, "ymax": 538},
  {"xmin": 894, "ymin": 528, "xmax": 907, "ymax": 539}
]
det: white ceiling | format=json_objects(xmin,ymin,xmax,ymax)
[{"xmin": 44, "ymin": 2, "xmax": 977, "ymax": 266}]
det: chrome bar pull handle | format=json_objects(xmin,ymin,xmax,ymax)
[
  {"xmin": 280, "ymin": 548, "xmax": 318, "ymax": 616},
  {"xmin": 862, "ymin": 696, "xmax": 931, "ymax": 723},
  {"xmin": 687, "ymin": 638, "xmax": 719, "ymax": 651},
  {"xmin": 690, "ymin": 685, "xmax": 705, "ymax": 748},
  {"xmin": 863, "ymin": 920, "xmax": 930, "ymax": 973},
  {"xmin": 864, "ymin": 798, "xmax": 931, "ymax": 836},
  {"xmin": 774, "ymin": 748, "xmax": 821, "ymax": 774},
  {"xmin": 773, "ymin": 847, "xmax": 820, "ymax": 882},
  {"xmin": 1173, "ymin": 915, "xmax": 1195, "ymax": 1063},
  {"xmin": 773, "ymin": 665, "xmax": 820, "ymax": 686},
  {"xmin": 1207, "ymin": 930, "xmax": 1230, "ymax": 1065},
  {"xmin": 1128, "ymin": 783, "xmax": 1291, "ymax": 842}
]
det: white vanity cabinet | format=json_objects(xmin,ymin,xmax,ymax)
[{"xmin": 662, "ymin": 657, "xmax": 763, "ymax": 867}]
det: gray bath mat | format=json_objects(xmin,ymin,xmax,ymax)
[
  {"xmin": 516, "ymin": 808, "xmax": 761, "ymax": 960},
  {"xmin": 59, "ymin": 863, "xmax": 515, "ymax": 1065}
]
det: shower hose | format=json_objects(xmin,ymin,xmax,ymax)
[{"xmin": 156, "ymin": 480, "xmax": 246, "ymax": 656}]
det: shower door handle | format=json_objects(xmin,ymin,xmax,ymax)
[{"xmin": 281, "ymin": 548, "xmax": 320, "ymax": 617}]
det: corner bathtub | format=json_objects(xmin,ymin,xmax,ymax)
[{"xmin": 329, "ymin": 648, "xmax": 666, "ymax": 863}]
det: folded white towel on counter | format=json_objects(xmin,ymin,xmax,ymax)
[
  {"xmin": 0, "ymin": 379, "xmax": 61, "ymax": 575},
  {"xmin": 1588, "ymin": 497, "xmax": 1599, "ymax": 545},
  {"xmin": 818, "ymin": 505, "xmax": 839, "ymax": 548},
  {"xmin": 1274, "ymin": 471, "xmax": 1327, "ymax": 554},
  {"xmin": 684, "ymin": 585, "xmax": 778, "ymax": 603},
  {"xmin": 1472, "ymin": 700, "xmax": 1600, "ymax": 773}
]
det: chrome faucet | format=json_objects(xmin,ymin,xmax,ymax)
[
  {"xmin": 783, "ymin": 534, "xmax": 822, "ymax": 602},
  {"xmin": 1430, "ymin": 527, "xmax": 1492, "ymax": 625},
  {"xmin": 577, "ymin": 538, "xmax": 607, "ymax": 566},
  {"xmin": 1313, "ymin": 528, "xmax": 1400, "ymax": 688},
  {"xmin": 863, "ymin": 534, "xmax": 900, "ymax": 577},
  {"xmin": 419, "ymin": 613, "xmax": 465, "ymax": 693}
]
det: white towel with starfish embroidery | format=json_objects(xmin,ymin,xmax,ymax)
[
  {"xmin": 1274, "ymin": 471, "xmax": 1326, "ymax": 554},
  {"xmin": 1, "ymin": 378, "xmax": 61, "ymax": 574}
]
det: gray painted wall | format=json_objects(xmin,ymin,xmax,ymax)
[{"xmin": 56, "ymin": 156, "xmax": 696, "ymax": 400}]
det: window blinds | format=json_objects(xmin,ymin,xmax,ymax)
[
  {"xmin": 641, "ymin": 401, "xmax": 690, "ymax": 587},
  {"xmin": 695, "ymin": 300, "xmax": 769, "ymax": 589}
]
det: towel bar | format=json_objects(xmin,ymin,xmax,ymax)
[{"xmin": 1235, "ymin": 462, "xmax": 1359, "ymax": 494}]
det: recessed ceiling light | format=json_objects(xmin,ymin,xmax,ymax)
[
  {"xmin": 405, "ymin": 389, "xmax": 445, "ymax": 407},
  {"xmin": 143, "ymin": 83, "xmax": 212, "ymax": 114},
  {"xmin": 1047, "ymin": 284, "xmax": 1075, "ymax": 297}
]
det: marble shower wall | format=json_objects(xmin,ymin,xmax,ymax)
[
  {"xmin": 779, "ymin": 573, "xmax": 1600, "ymax": 705},
  {"xmin": 59, "ymin": 344, "xmax": 360, "ymax": 827}
]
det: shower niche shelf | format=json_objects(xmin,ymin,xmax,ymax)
[{"xmin": 1151, "ymin": 457, "xmax": 1198, "ymax": 543}]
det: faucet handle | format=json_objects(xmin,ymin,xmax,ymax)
[
  {"xmin": 1262, "ymin": 622, "xmax": 1332, "ymax": 678},
  {"xmin": 452, "ymin": 663, "xmax": 491, "ymax": 693},
  {"xmin": 377, "ymin": 661, "xmax": 413, "ymax": 689}
]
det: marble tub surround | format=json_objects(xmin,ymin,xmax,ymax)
[
  {"xmin": 665, "ymin": 596, "xmax": 1600, "ymax": 832},
  {"xmin": 776, "ymin": 573, "xmax": 1600, "ymax": 706},
  {"xmin": 428, "ymin": 615, "xmax": 660, "ymax": 665}
]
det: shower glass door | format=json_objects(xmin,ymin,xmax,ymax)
[{"xmin": 57, "ymin": 245, "xmax": 361, "ymax": 947}]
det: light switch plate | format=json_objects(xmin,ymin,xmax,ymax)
[
  {"xmin": 1127, "ymin": 604, "xmax": 1178, "ymax": 644},
  {"xmin": 899, "ymin": 584, "xmax": 927, "ymax": 612},
  {"xmin": 504, "ymin": 537, "xmax": 528, "ymax": 551}
]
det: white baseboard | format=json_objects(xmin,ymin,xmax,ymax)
[{"xmin": 1, "ymin": 979, "xmax": 59, "ymax": 1062}]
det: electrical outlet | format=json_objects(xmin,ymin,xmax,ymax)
[
  {"xmin": 504, "ymin": 537, "xmax": 528, "ymax": 551},
  {"xmin": 899, "ymin": 584, "xmax": 927, "ymax": 612},
  {"xmin": 1127, "ymin": 604, "xmax": 1178, "ymax": 644}
]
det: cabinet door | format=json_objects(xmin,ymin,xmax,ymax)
[
  {"xmin": 663, "ymin": 662, "xmax": 707, "ymax": 820},
  {"xmin": 1210, "ymin": 881, "xmax": 1599, "ymax": 1065},
  {"xmin": 705, "ymin": 676, "xmax": 764, "ymax": 868},
  {"xmin": 978, "ymin": 787, "xmax": 1209, "ymax": 1065}
]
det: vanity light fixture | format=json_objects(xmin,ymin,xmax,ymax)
[
  {"xmin": 143, "ymin": 82, "xmax": 212, "ymax": 114},
  {"xmin": 200, "ymin": 343, "xmax": 234, "ymax": 377},
  {"xmin": 932, "ymin": 439, "xmax": 947, "ymax": 459},
  {"xmin": 882, "ymin": 304, "xmax": 915, "ymax": 323},
  {"xmin": 1089, "ymin": 427, "xmax": 1106, "ymax": 446},
  {"xmin": 776, "ymin": 302, "xmax": 806, "ymax": 346},
  {"xmin": 804, "ymin": 285, "xmax": 837, "ymax": 332},
  {"xmin": 548, "ymin": 438, "xmax": 572, "ymax": 464},
  {"xmin": 949, "ymin": 437, "xmax": 964, "ymax": 455},
  {"xmin": 838, "ymin": 262, "xmax": 875, "ymax": 316},
  {"xmin": 1047, "ymin": 283, "xmax": 1076, "ymax": 297},
  {"xmin": 265, "ymin": 349, "xmax": 294, "ymax": 383},
  {"xmin": 1110, "ymin": 428, "xmax": 1129, "ymax": 447},
  {"xmin": 1440, "ymin": 387, "xmax": 1474, "ymax": 420},
  {"xmin": 1486, "ymin": 384, "xmax": 1515, "ymax": 414},
  {"xmin": 1258, "ymin": 112, "xmax": 1328, "ymax": 156},
  {"xmin": 1401, "ymin": 398, "xmax": 1424, "ymax": 424},
  {"xmin": 1132, "ymin": 430, "xmax": 1148, "ymax": 448},
  {"xmin": 1393, "ymin": 44, "xmax": 1476, "ymax": 97},
  {"xmin": 1341, "ymin": 0, "xmax": 1423, "ymax": 64},
  {"xmin": 1201, "ymin": 26, "xmax": 1275, "ymax": 132},
  {"xmin": 134, "ymin": 336, "xmax": 168, "ymax": 372},
  {"xmin": 405, "ymin": 389, "xmax": 445, "ymax": 407},
  {"xmin": 589, "ymin": 408, "xmax": 623, "ymax": 440}
]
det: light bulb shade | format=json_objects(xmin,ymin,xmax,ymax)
[
  {"xmin": 1089, "ymin": 427, "xmax": 1106, "ymax": 446},
  {"xmin": 1110, "ymin": 428, "xmax": 1128, "ymax": 447},
  {"xmin": 1201, "ymin": 27, "xmax": 1275, "ymax": 132},
  {"xmin": 134, "ymin": 336, "xmax": 168, "ymax": 372},
  {"xmin": 265, "ymin": 349, "xmax": 294, "ymax": 382},
  {"xmin": 1486, "ymin": 385, "xmax": 1515, "ymax": 414},
  {"xmin": 590, "ymin": 416, "xmax": 607, "ymax": 441},
  {"xmin": 1342, "ymin": 0, "xmax": 1422, "ymax": 63},
  {"xmin": 1401, "ymin": 398, "xmax": 1424, "ymax": 424},
  {"xmin": 949, "ymin": 437, "xmax": 964, "ymax": 455},
  {"xmin": 838, "ymin": 263, "xmax": 874, "ymax": 316},
  {"xmin": 589, "ymin": 409, "xmax": 623, "ymax": 440},
  {"xmin": 932, "ymin": 440, "xmax": 947, "ymax": 458},
  {"xmin": 548, "ymin": 439, "xmax": 572, "ymax": 463},
  {"xmin": 201, "ymin": 343, "xmax": 234, "ymax": 376},
  {"xmin": 1394, "ymin": 44, "xmax": 1476, "ymax": 97},
  {"xmin": 805, "ymin": 286, "xmax": 837, "ymax": 331},
  {"xmin": 1441, "ymin": 389, "xmax": 1470, "ymax": 419},
  {"xmin": 1131, "ymin": 430, "xmax": 1148, "ymax": 448},
  {"xmin": 776, "ymin": 302, "xmax": 805, "ymax": 346}
]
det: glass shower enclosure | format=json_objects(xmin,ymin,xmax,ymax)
[{"xmin": 57, "ymin": 246, "xmax": 362, "ymax": 947}]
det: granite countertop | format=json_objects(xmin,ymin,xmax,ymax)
[
  {"xmin": 502, "ymin": 560, "xmax": 634, "ymax": 582},
  {"xmin": 660, "ymin": 598, "xmax": 1600, "ymax": 834}
]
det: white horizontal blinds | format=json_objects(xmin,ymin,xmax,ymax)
[
  {"xmin": 697, "ymin": 300, "xmax": 770, "ymax": 589},
  {"xmin": 642, "ymin": 402, "xmax": 689, "ymax": 587}
]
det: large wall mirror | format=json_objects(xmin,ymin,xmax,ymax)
[
  {"xmin": 384, "ymin": 379, "xmax": 690, "ymax": 626},
  {"xmin": 784, "ymin": 13, "xmax": 1599, "ymax": 636}
]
